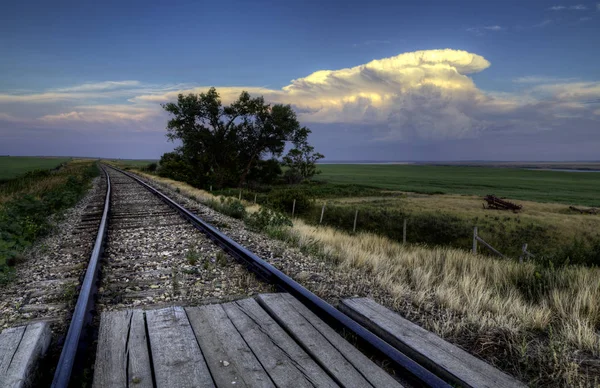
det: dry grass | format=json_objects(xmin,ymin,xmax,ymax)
[
  {"xmin": 133, "ymin": 171, "xmax": 261, "ymax": 213},
  {"xmin": 289, "ymin": 220, "xmax": 600, "ymax": 386},
  {"xmin": 131, "ymin": 170, "xmax": 600, "ymax": 386},
  {"xmin": 334, "ymin": 192, "xmax": 600, "ymax": 245}
]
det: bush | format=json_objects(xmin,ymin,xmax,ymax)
[
  {"xmin": 553, "ymin": 238, "xmax": 600, "ymax": 267},
  {"xmin": 142, "ymin": 162, "xmax": 158, "ymax": 172},
  {"xmin": 245, "ymin": 207, "xmax": 292, "ymax": 231},
  {"xmin": 206, "ymin": 197, "xmax": 247, "ymax": 219},
  {"xmin": 267, "ymin": 188, "xmax": 313, "ymax": 215},
  {"xmin": 157, "ymin": 152, "xmax": 194, "ymax": 183}
]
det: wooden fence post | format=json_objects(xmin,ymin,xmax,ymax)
[
  {"xmin": 519, "ymin": 243, "xmax": 528, "ymax": 264},
  {"xmin": 239, "ymin": 190, "xmax": 242, "ymax": 200},
  {"xmin": 320, "ymin": 204, "xmax": 325, "ymax": 224},
  {"xmin": 403, "ymin": 219, "xmax": 407, "ymax": 244},
  {"xmin": 210, "ymin": 185, "xmax": 212, "ymax": 192},
  {"xmin": 353, "ymin": 209, "xmax": 358, "ymax": 232},
  {"xmin": 473, "ymin": 226, "xmax": 478, "ymax": 254},
  {"xmin": 292, "ymin": 199, "xmax": 296, "ymax": 217},
  {"xmin": 254, "ymin": 193, "xmax": 257, "ymax": 204}
]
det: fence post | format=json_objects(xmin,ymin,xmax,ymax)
[
  {"xmin": 239, "ymin": 190, "xmax": 242, "ymax": 200},
  {"xmin": 292, "ymin": 199, "xmax": 296, "ymax": 217},
  {"xmin": 403, "ymin": 219, "xmax": 407, "ymax": 244},
  {"xmin": 320, "ymin": 204, "xmax": 325, "ymax": 224},
  {"xmin": 254, "ymin": 193, "xmax": 257, "ymax": 204},
  {"xmin": 519, "ymin": 243, "xmax": 528, "ymax": 264},
  {"xmin": 210, "ymin": 185, "xmax": 212, "ymax": 192},
  {"xmin": 353, "ymin": 209, "xmax": 358, "ymax": 232},
  {"xmin": 473, "ymin": 226, "xmax": 478, "ymax": 254}
]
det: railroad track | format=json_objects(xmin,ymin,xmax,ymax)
[{"xmin": 45, "ymin": 164, "xmax": 449, "ymax": 388}]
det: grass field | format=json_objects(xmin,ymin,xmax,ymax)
[
  {"xmin": 0, "ymin": 156, "xmax": 71, "ymax": 181},
  {"xmin": 0, "ymin": 159, "xmax": 98, "ymax": 282},
  {"xmin": 105, "ymin": 159, "xmax": 157, "ymax": 168},
  {"xmin": 315, "ymin": 164, "xmax": 600, "ymax": 206}
]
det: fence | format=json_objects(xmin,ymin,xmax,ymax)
[
  {"xmin": 215, "ymin": 190, "xmax": 537, "ymax": 262},
  {"xmin": 307, "ymin": 202, "xmax": 536, "ymax": 262}
]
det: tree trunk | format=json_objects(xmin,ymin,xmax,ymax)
[{"xmin": 238, "ymin": 153, "xmax": 258, "ymax": 187}]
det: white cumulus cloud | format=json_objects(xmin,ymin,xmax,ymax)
[{"xmin": 2, "ymin": 49, "xmax": 599, "ymax": 142}]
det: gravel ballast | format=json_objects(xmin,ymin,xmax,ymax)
[
  {"xmin": 132, "ymin": 172, "xmax": 396, "ymax": 307},
  {"xmin": 97, "ymin": 169, "xmax": 270, "ymax": 312},
  {"xmin": 0, "ymin": 175, "xmax": 106, "ymax": 332}
]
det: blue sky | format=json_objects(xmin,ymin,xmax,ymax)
[{"xmin": 1, "ymin": 0, "xmax": 599, "ymax": 160}]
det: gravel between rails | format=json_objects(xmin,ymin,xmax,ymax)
[
  {"xmin": 0, "ymin": 175, "xmax": 106, "ymax": 332},
  {"xmin": 132, "ymin": 172, "xmax": 396, "ymax": 307},
  {"xmin": 97, "ymin": 168, "xmax": 270, "ymax": 312}
]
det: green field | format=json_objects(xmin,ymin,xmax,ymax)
[
  {"xmin": 315, "ymin": 164, "xmax": 600, "ymax": 206},
  {"xmin": 0, "ymin": 156, "xmax": 72, "ymax": 181},
  {"xmin": 105, "ymin": 159, "xmax": 157, "ymax": 168}
]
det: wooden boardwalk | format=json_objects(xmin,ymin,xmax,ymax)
[
  {"xmin": 0, "ymin": 322, "xmax": 51, "ymax": 388},
  {"xmin": 93, "ymin": 293, "xmax": 404, "ymax": 388}
]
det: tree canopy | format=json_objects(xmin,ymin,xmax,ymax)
[{"xmin": 160, "ymin": 88, "xmax": 323, "ymax": 188}]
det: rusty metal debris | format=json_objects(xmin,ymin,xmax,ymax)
[{"xmin": 483, "ymin": 195, "xmax": 523, "ymax": 211}]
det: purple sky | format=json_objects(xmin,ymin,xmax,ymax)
[{"xmin": 1, "ymin": 0, "xmax": 599, "ymax": 161}]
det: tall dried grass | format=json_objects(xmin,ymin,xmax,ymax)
[
  {"xmin": 132, "ymin": 169, "xmax": 600, "ymax": 386},
  {"xmin": 291, "ymin": 220, "xmax": 599, "ymax": 351}
]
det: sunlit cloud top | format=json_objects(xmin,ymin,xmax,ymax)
[{"xmin": 1, "ymin": 49, "xmax": 599, "ymax": 145}]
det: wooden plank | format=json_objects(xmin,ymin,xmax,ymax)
[
  {"xmin": 223, "ymin": 298, "xmax": 338, "ymax": 388},
  {"xmin": 257, "ymin": 293, "xmax": 402, "ymax": 388},
  {"xmin": 186, "ymin": 304, "xmax": 273, "ymax": 388},
  {"xmin": 92, "ymin": 310, "xmax": 132, "ymax": 388},
  {"xmin": 93, "ymin": 310, "xmax": 153, "ymax": 388},
  {"xmin": 0, "ymin": 322, "xmax": 51, "ymax": 388},
  {"xmin": 127, "ymin": 310, "xmax": 153, "ymax": 388},
  {"xmin": 475, "ymin": 236, "xmax": 505, "ymax": 258},
  {"xmin": 146, "ymin": 306, "xmax": 214, "ymax": 387},
  {"xmin": 339, "ymin": 298, "xmax": 525, "ymax": 388}
]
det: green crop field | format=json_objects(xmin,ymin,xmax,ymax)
[
  {"xmin": 105, "ymin": 159, "xmax": 158, "ymax": 168},
  {"xmin": 314, "ymin": 164, "xmax": 600, "ymax": 206},
  {"xmin": 0, "ymin": 156, "xmax": 72, "ymax": 181}
]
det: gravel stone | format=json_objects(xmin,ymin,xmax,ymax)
[
  {"xmin": 97, "ymin": 169, "xmax": 270, "ymax": 312},
  {"xmin": 134, "ymin": 173, "xmax": 396, "ymax": 307},
  {"xmin": 0, "ymin": 175, "xmax": 106, "ymax": 332}
]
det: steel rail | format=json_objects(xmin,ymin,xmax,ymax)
[
  {"xmin": 108, "ymin": 165, "xmax": 450, "ymax": 388},
  {"xmin": 51, "ymin": 165, "xmax": 111, "ymax": 388}
]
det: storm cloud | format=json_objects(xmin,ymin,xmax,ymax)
[{"xmin": 1, "ymin": 49, "xmax": 599, "ymax": 159}]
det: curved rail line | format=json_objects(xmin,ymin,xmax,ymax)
[{"xmin": 50, "ymin": 164, "xmax": 450, "ymax": 388}]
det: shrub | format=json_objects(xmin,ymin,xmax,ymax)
[
  {"xmin": 267, "ymin": 188, "xmax": 313, "ymax": 215},
  {"xmin": 206, "ymin": 197, "xmax": 247, "ymax": 219},
  {"xmin": 245, "ymin": 207, "xmax": 292, "ymax": 232},
  {"xmin": 142, "ymin": 162, "xmax": 158, "ymax": 172}
]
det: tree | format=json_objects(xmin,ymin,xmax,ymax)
[
  {"xmin": 282, "ymin": 127, "xmax": 324, "ymax": 184},
  {"xmin": 162, "ymin": 88, "xmax": 303, "ymax": 187},
  {"xmin": 246, "ymin": 158, "xmax": 282, "ymax": 186}
]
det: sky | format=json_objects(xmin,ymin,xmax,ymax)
[{"xmin": 1, "ymin": 0, "xmax": 599, "ymax": 161}]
